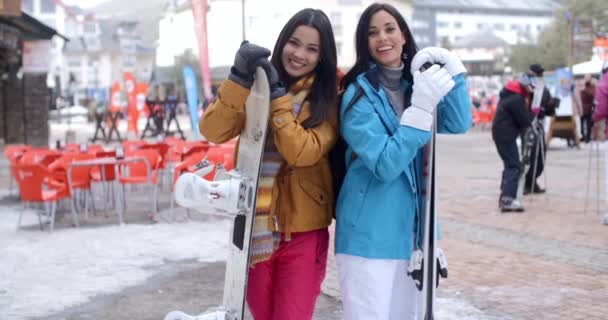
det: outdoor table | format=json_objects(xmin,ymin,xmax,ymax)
[{"xmin": 66, "ymin": 156, "xmax": 150, "ymax": 225}]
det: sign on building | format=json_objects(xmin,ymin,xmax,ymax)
[{"xmin": 22, "ymin": 40, "xmax": 51, "ymax": 73}]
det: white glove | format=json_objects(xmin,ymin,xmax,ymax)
[
  {"xmin": 400, "ymin": 64, "xmax": 455, "ymax": 131},
  {"xmin": 411, "ymin": 47, "xmax": 466, "ymax": 77}
]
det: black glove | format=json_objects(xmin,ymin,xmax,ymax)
[
  {"xmin": 228, "ymin": 41, "xmax": 271, "ymax": 88},
  {"xmin": 259, "ymin": 59, "xmax": 286, "ymax": 100}
]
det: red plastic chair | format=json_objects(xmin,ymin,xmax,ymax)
[
  {"xmin": 19, "ymin": 149, "xmax": 62, "ymax": 167},
  {"xmin": 139, "ymin": 142, "xmax": 170, "ymax": 170},
  {"xmin": 90, "ymin": 151, "xmax": 117, "ymax": 181},
  {"xmin": 4, "ymin": 144, "xmax": 32, "ymax": 196},
  {"xmin": 48, "ymin": 154, "xmax": 97, "ymax": 218},
  {"xmin": 14, "ymin": 163, "xmax": 75, "ymax": 232},
  {"xmin": 117, "ymin": 149, "xmax": 162, "ymax": 217},
  {"xmin": 121, "ymin": 140, "xmax": 147, "ymax": 152}
]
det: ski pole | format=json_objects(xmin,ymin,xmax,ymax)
[{"xmin": 584, "ymin": 140, "xmax": 594, "ymax": 214}]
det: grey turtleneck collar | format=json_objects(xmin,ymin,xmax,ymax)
[{"xmin": 377, "ymin": 63, "xmax": 405, "ymax": 117}]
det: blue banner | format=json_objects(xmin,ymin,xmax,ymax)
[{"xmin": 182, "ymin": 65, "xmax": 200, "ymax": 139}]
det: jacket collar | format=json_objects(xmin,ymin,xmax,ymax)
[{"xmin": 357, "ymin": 63, "xmax": 411, "ymax": 93}]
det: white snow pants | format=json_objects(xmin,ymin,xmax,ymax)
[{"xmin": 336, "ymin": 254, "xmax": 420, "ymax": 320}]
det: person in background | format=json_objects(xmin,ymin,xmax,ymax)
[
  {"xmin": 492, "ymin": 74, "xmax": 534, "ymax": 212},
  {"xmin": 579, "ymin": 74, "xmax": 596, "ymax": 143},
  {"xmin": 522, "ymin": 64, "xmax": 554, "ymax": 195}
]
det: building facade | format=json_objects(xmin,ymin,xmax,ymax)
[
  {"xmin": 22, "ymin": 0, "xmax": 156, "ymax": 104},
  {"xmin": 412, "ymin": 0, "xmax": 559, "ymax": 48},
  {"xmin": 0, "ymin": 11, "xmax": 62, "ymax": 146},
  {"xmin": 157, "ymin": 0, "xmax": 414, "ymax": 73}
]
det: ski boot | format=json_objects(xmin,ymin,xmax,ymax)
[{"xmin": 499, "ymin": 196, "xmax": 525, "ymax": 213}]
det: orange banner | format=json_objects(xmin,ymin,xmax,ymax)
[
  {"xmin": 136, "ymin": 82, "xmax": 149, "ymax": 118},
  {"xmin": 108, "ymin": 81, "xmax": 122, "ymax": 113},
  {"xmin": 107, "ymin": 81, "xmax": 122, "ymax": 128},
  {"xmin": 191, "ymin": 0, "xmax": 213, "ymax": 101},
  {"xmin": 123, "ymin": 72, "xmax": 138, "ymax": 134}
]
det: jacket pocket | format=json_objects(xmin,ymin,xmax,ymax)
[{"xmin": 299, "ymin": 178, "xmax": 329, "ymax": 206}]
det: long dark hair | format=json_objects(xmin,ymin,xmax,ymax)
[
  {"xmin": 270, "ymin": 8, "xmax": 338, "ymax": 128},
  {"xmin": 341, "ymin": 3, "xmax": 418, "ymax": 90}
]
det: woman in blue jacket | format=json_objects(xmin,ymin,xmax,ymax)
[{"xmin": 335, "ymin": 3, "xmax": 471, "ymax": 319}]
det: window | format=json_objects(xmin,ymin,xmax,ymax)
[
  {"xmin": 22, "ymin": 0, "xmax": 34, "ymax": 13},
  {"xmin": 493, "ymin": 23, "xmax": 504, "ymax": 31},
  {"xmin": 67, "ymin": 57, "xmax": 82, "ymax": 68},
  {"xmin": 336, "ymin": 41, "xmax": 342, "ymax": 57},
  {"xmin": 477, "ymin": 23, "xmax": 484, "ymax": 30},
  {"xmin": 413, "ymin": 20, "xmax": 429, "ymax": 29},
  {"xmin": 87, "ymin": 63, "xmax": 99, "ymax": 87},
  {"xmin": 84, "ymin": 37, "xmax": 101, "ymax": 51},
  {"xmin": 454, "ymin": 21, "xmax": 462, "ymax": 29},
  {"xmin": 40, "ymin": 0, "xmax": 56, "ymax": 13},
  {"xmin": 121, "ymin": 55, "xmax": 136, "ymax": 70},
  {"xmin": 536, "ymin": 25, "xmax": 542, "ymax": 32},
  {"xmin": 510, "ymin": 24, "xmax": 519, "ymax": 31},
  {"xmin": 120, "ymin": 40, "xmax": 136, "ymax": 54},
  {"xmin": 64, "ymin": 20, "xmax": 79, "ymax": 37},
  {"xmin": 437, "ymin": 21, "xmax": 449, "ymax": 28}
]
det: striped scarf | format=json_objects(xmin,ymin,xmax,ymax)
[{"xmin": 249, "ymin": 74, "xmax": 315, "ymax": 266}]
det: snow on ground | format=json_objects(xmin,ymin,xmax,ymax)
[
  {"xmin": 437, "ymin": 296, "xmax": 487, "ymax": 319},
  {"xmin": 0, "ymin": 202, "xmax": 230, "ymax": 320}
]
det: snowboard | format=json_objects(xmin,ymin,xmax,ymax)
[
  {"xmin": 516, "ymin": 77, "xmax": 545, "ymax": 200},
  {"xmin": 408, "ymin": 62, "xmax": 449, "ymax": 320},
  {"xmin": 167, "ymin": 66, "xmax": 272, "ymax": 320},
  {"xmin": 421, "ymin": 113, "xmax": 439, "ymax": 320}
]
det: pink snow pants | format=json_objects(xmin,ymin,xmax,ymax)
[{"xmin": 246, "ymin": 228, "xmax": 329, "ymax": 320}]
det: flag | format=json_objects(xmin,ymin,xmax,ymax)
[
  {"xmin": 136, "ymin": 82, "xmax": 149, "ymax": 118},
  {"xmin": 183, "ymin": 65, "xmax": 200, "ymax": 139},
  {"xmin": 191, "ymin": 0, "xmax": 213, "ymax": 102},
  {"xmin": 123, "ymin": 72, "xmax": 138, "ymax": 134}
]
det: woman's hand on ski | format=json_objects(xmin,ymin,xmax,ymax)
[
  {"xmin": 259, "ymin": 59, "xmax": 287, "ymax": 101},
  {"xmin": 399, "ymin": 65, "xmax": 454, "ymax": 131},
  {"xmin": 411, "ymin": 47, "xmax": 466, "ymax": 77},
  {"xmin": 229, "ymin": 41, "xmax": 271, "ymax": 88}
]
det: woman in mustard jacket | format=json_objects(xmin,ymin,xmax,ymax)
[{"xmin": 198, "ymin": 8, "xmax": 338, "ymax": 320}]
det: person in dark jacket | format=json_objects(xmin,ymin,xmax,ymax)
[
  {"xmin": 580, "ymin": 74, "xmax": 596, "ymax": 143},
  {"xmin": 492, "ymin": 74, "xmax": 534, "ymax": 212},
  {"xmin": 523, "ymin": 64, "xmax": 553, "ymax": 195}
]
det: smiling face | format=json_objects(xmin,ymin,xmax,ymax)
[
  {"xmin": 281, "ymin": 25, "xmax": 321, "ymax": 79},
  {"xmin": 367, "ymin": 10, "xmax": 406, "ymax": 68}
]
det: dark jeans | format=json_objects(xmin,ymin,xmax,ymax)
[
  {"xmin": 580, "ymin": 115, "xmax": 593, "ymax": 143},
  {"xmin": 495, "ymin": 139, "xmax": 521, "ymax": 199}
]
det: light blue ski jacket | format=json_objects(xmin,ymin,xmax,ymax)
[{"xmin": 335, "ymin": 65, "xmax": 471, "ymax": 260}]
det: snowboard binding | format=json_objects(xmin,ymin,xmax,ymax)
[
  {"xmin": 407, "ymin": 248, "xmax": 448, "ymax": 290},
  {"xmin": 173, "ymin": 159, "xmax": 255, "ymax": 216}
]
